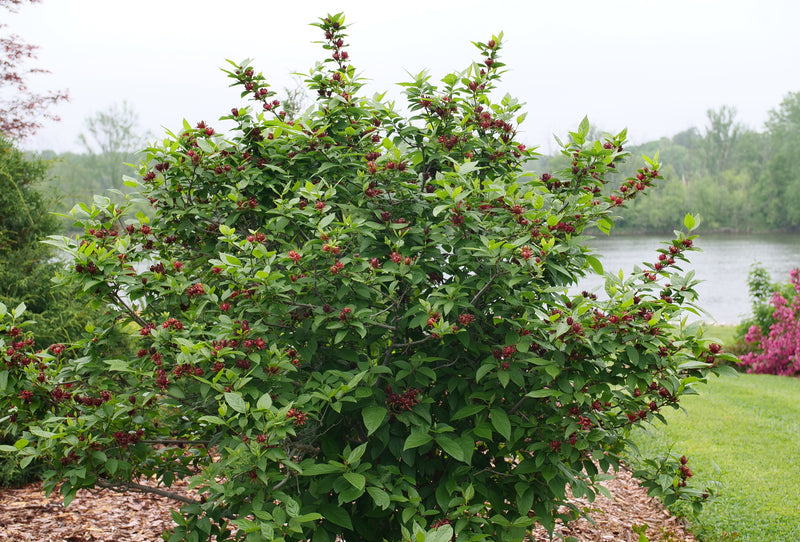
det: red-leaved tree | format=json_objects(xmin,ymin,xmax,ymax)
[{"xmin": 0, "ymin": 0, "xmax": 68, "ymax": 138}]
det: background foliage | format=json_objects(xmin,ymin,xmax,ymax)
[
  {"xmin": 0, "ymin": 136, "xmax": 96, "ymax": 486},
  {"xmin": 530, "ymin": 93, "xmax": 800, "ymax": 233},
  {"xmin": 0, "ymin": 137, "xmax": 88, "ymax": 348}
]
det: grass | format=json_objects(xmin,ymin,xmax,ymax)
[
  {"xmin": 631, "ymin": 373, "xmax": 800, "ymax": 541},
  {"xmin": 706, "ymin": 324, "xmax": 739, "ymax": 350}
]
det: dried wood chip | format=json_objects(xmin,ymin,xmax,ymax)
[{"xmin": 0, "ymin": 469, "xmax": 695, "ymax": 541}]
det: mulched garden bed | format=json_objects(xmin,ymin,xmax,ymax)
[{"xmin": 0, "ymin": 468, "xmax": 694, "ymax": 541}]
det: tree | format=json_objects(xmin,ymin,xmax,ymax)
[
  {"xmin": 280, "ymin": 75, "xmax": 309, "ymax": 121},
  {"xmin": 78, "ymin": 101, "xmax": 149, "ymax": 157},
  {"xmin": 0, "ymin": 14, "xmax": 729, "ymax": 541},
  {"xmin": 0, "ymin": 136, "xmax": 97, "ymax": 486},
  {"xmin": 0, "ymin": 0, "xmax": 68, "ymax": 138},
  {"xmin": 758, "ymin": 91, "xmax": 800, "ymax": 229},
  {"xmin": 0, "ymin": 136, "xmax": 88, "ymax": 347},
  {"xmin": 78, "ymin": 101, "xmax": 150, "ymax": 190},
  {"xmin": 702, "ymin": 105, "xmax": 741, "ymax": 173},
  {"xmin": 765, "ymin": 91, "xmax": 800, "ymax": 137}
]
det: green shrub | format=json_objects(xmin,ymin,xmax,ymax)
[
  {"xmin": 0, "ymin": 14, "xmax": 731, "ymax": 541},
  {"xmin": 0, "ymin": 137, "xmax": 91, "ymax": 349},
  {"xmin": 738, "ymin": 264, "xmax": 796, "ymax": 336},
  {"xmin": 0, "ymin": 137, "xmax": 98, "ymax": 487},
  {"xmin": 732, "ymin": 264, "xmax": 798, "ymax": 360}
]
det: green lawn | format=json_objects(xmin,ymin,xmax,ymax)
[
  {"xmin": 707, "ymin": 324, "xmax": 738, "ymax": 350},
  {"xmin": 631, "ymin": 373, "xmax": 800, "ymax": 542}
]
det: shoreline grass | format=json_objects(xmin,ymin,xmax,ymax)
[{"xmin": 630, "ymin": 373, "xmax": 800, "ymax": 541}]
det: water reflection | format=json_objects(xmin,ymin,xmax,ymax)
[{"xmin": 575, "ymin": 233, "xmax": 800, "ymax": 324}]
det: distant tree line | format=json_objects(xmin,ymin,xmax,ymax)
[
  {"xmin": 24, "ymin": 91, "xmax": 800, "ymax": 235},
  {"xmin": 528, "ymin": 91, "xmax": 800, "ymax": 233},
  {"xmin": 36, "ymin": 91, "xmax": 309, "ymax": 227}
]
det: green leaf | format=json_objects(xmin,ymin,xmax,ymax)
[
  {"xmin": 319, "ymin": 213, "xmax": 336, "ymax": 229},
  {"xmin": 516, "ymin": 487, "xmax": 534, "ymax": 514},
  {"xmin": 258, "ymin": 522, "xmax": 275, "ymax": 540},
  {"xmin": 122, "ymin": 175, "xmax": 139, "ymax": 187},
  {"xmin": 197, "ymin": 415, "xmax": 226, "ymax": 426},
  {"xmin": 452, "ymin": 404, "xmax": 485, "ymax": 420},
  {"xmin": 678, "ymin": 360, "xmax": 714, "ymax": 370},
  {"xmin": 403, "ymin": 431, "xmax": 432, "ymax": 450},
  {"xmin": 196, "ymin": 137, "xmax": 214, "ymax": 154},
  {"xmin": 297, "ymin": 512, "xmax": 323, "ymax": 523},
  {"xmin": 463, "ymin": 483, "xmax": 475, "ymax": 501},
  {"xmin": 456, "ymin": 161, "xmax": 479, "ymax": 175},
  {"xmin": 301, "ymin": 462, "xmax": 346, "ymax": 476},
  {"xmin": 12, "ymin": 302, "xmax": 26, "ymax": 318},
  {"xmin": 432, "ymin": 204, "xmax": 450, "ymax": 217},
  {"xmin": 596, "ymin": 217, "xmax": 614, "ymax": 235},
  {"xmin": 103, "ymin": 359, "xmax": 131, "ymax": 372},
  {"xmin": 224, "ymin": 392, "xmax": 247, "ymax": 413},
  {"xmin": 62, "ymin": 486, "xmax": 78, "ymax": 507},
  {"xmin": 476, "ymin": 363, "xmax": 493, "ymax": 382},
  {"xmin": 431, "ymin": 525, "xmax": 454, "ymax": 542},
  {"xmin": 29, "ymin": 427, "xmax": 56, "ymax": 439},
  {"xmin": 321, "ymin": 504, "xmax": 353, "ymax": 530},
  {"xmin": 105, "ymin": 458, "xmax": 119, "ymax": 475},
  {"xmin": 625, "ymin": 345, "xmax": 640, "ymax": 367},
  {"xmin": 0, "ymin": 370, "xmax": 7, "ymax": 392},
  {"xmin": 684, "ymin": 213, "xmax": 696, "ymax": 230},
  {"xmin": 366, "ymin": 486, "xmax": 391, "ymax": 509},
  {"xmin": 490, "ymin": 408, "xmax": 511, "ymax": 440},
  {"xmin": 361, "ymin": 406, "xmax": 387, "ymax": 436},
  {"xmin": 497, "ymin": 370, "xmax": 510, "ymax": 388},
  {"xmin": 402, "ymin": 505, "xmax": 416, "ymax": 525},
  {"xmin": 526, "ymin": 389, "xmax": 556, "ymax": 398},
  {"xmin": 435, "ymin": 435, "xmax": 466, "ymax": 463},
  {"xmin": 458, "ymin": 435, "xmax": 475, "ymax": 465},
  {"xmin": 545, "ymin": 365, "xmax": 561, "ymax": 379},
  {"xmin": 579, "ymin": 116, "xmax": 590, "ymax": 136},
  {"xmin": 441, "ymin": 73, "xmax": 459, "ymax": 86},
  {"xmin": 256, "ymin": 393, "xmax": 273, "ymax": 410},
  {"xmin": 343, "ymin": 472, "xmax": 366, "ymax": 491},
  {"xmin": 585, "ymin": 255, "xmax": 604, "ymax": 276},
  {"xmin": 346, "ymin": 442, "xmax": 368, "ymax": 465},
  {"xmin": 221, "ymin": 253, "xmax": 241, "ymax": 267}
]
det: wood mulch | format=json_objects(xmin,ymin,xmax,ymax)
[{"xmin": 0, "ymin": 469, "xmax": 695, "ymax": 541}]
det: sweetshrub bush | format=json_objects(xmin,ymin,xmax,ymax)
[{"xmin": 0, "ymin": 14, "xmax": 732, "ymax": 542}]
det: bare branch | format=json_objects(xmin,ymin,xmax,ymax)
[
  {"xmin": 108, "ymin": 290, "xmax": 148, "ymax": 328},
  {"xmin": 471, "ymin": 269, "xmax": 507, "ymax": 307},
  {"xmin": 95, "ymin": 478, "xmax": 200, "ymax": 505}
]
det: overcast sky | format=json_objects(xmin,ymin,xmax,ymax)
[{"xmin": 9, "ymin": 0, "xmax": 800, "ymax": 155}]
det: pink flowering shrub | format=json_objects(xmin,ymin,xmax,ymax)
[{"xmin": 740, "ymin": 268, "xmax": 800, "ymax": 375}]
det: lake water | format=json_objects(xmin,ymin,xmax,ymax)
[{"xmin": 575, "ymin": 233, "xmax": 800, "ymax": 325}]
